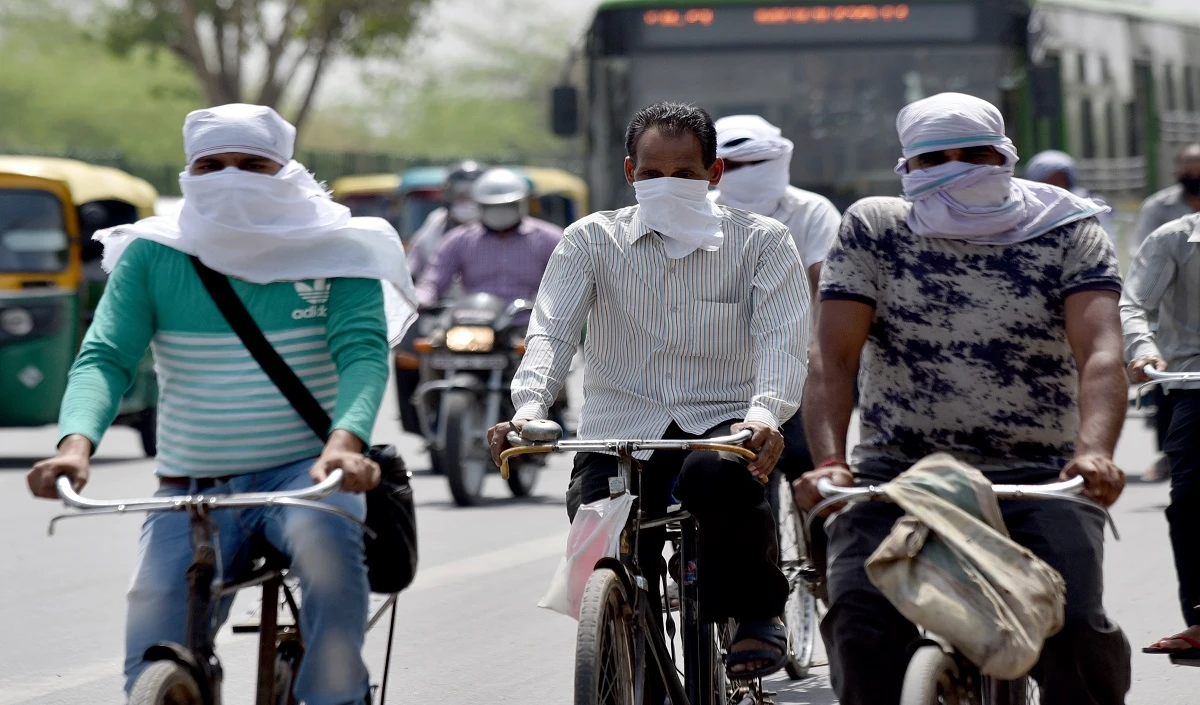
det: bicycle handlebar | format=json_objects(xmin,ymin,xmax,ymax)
[
  {"xmin": 56, "ymin": 469, "xmax": 345, "ymax": 511},
  {"xmin": 499, "ymin": 429, "xmax": 756, "ymax": 480},
  {"xmin": 48, "ymin": 470, "xmax": 374, "ymax": 538},
  {"xmin": 1143, "ymin": 365, "xmax": 1200, "ymax": 383},
  {"xmin": 807, "ymin": 473, "xmax": 1117, "ymax": 539}
]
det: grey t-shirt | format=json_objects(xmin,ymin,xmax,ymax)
[{"xmin": 821, "ymin": 197, "xmax": 1122, "ymax": 479}]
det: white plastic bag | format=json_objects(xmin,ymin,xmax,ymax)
[{"xmin": 538, "ymin": 493, "xmax": 635, "ymax": 619}]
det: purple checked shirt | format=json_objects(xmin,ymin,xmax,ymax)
[{"xmin": 414, "ymin": 218, "xmax": 564, "ymax": 308}]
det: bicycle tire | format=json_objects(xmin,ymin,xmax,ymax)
[
  {"xmin": 900, "ymin": 645, "xmax": 964, "ymax": 705},
  {"xmin": 128, "ymin": 661, "xmax": 204, "ymax": 705},
  {"xmin": 777, "ymin": 479, "xmax": 819, "ymax": 679},
  {"xmin": 575, "ymin": 568, "xmax": 637, "ymax": 705}
]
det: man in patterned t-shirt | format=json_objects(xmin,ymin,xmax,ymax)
[{"xmin": 794, "ymin": 94, "xmax": 1131, "ymax": 705}]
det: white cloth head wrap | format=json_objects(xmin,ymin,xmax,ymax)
[
  {"xmin": 713, "ymin": 115, "xmax": 793, "ymax": 215},
  {"xmin": 98, "ymin": 104, "xmax": 417, "ymax": 346},
  {"xmin": 184, "ymin": 104, "xmax": 295, "ymax": 166},
  {"xmin": 895, "ymin": 93, "xmax": 1107, "ymax": 246}
]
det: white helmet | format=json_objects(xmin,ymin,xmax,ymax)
[{"xmin": 471, "ymin": 168, "xmax": 530, "ymax": 206}]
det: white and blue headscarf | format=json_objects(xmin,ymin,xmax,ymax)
[{"xmin": 895, "ymin": 93, "xmax": 1108, "ymax": 245}]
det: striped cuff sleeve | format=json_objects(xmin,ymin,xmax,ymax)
[{"xmin": 744, "ymin": 405, "xmax": 781, "ymax": 431}]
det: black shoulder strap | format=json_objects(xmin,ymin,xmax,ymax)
[{"xmin": 189, "ymin": 256, "xmax": 331, "ymax": 442}]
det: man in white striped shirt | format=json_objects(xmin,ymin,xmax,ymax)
[
  {"xmin": 1121, "ymin": 211, "xmax": 1200, "ymax": 657},
  {"xmin": 488, "ymin": 102, "xmax": 810, "ymax": 685}
]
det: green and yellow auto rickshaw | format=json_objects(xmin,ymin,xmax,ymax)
[
  {"xmin": 331, "ymin": 173, "xmax": 402, "ymax": 233},
  {"xmin": 516, "ymin": 166, "xmax": 590, "ymax": 228},
  {"xmin": 0, "ymin": 156, "xmax": 160, "ymax": 455}
]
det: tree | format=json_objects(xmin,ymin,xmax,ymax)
[
  {"xmin": 105, "ymin": 0, "xmax": 433, "ymax": 131},
  {"xmin": 318, "ymin": 0, "xmax": 584, "ymax": 163}
]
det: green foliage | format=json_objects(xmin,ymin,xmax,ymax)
[
  {"xmin": 325, "ymin": 0, "xmax": 583, "ymax": 163},
  {"xmin": 0, "ymin": 4, "xmax": 202, "ymax": 163},
  {"xmin": 103, "ymin": 0, "xmax": 434, "ymax": 128}
]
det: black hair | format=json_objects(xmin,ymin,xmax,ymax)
[{"xmin": 625, "ymin": 102, "xmax": 717, "ymax": 168}]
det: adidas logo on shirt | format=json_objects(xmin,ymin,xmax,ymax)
[{"xmin": 293, "ymin": 279, "xmax": 330, "ymax": 319}]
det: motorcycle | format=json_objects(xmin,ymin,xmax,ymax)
[{"xmin": 412, "ymin": 293, "xmax": 544, "ymax": 506}]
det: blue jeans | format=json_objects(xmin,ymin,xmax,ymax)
[{"xmin": 124, "ymin": 458, "xmax": 371, "ymax": 705}]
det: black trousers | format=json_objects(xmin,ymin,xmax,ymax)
[
  {"xmin": 565, "ymin": 421, "xmax": 790, "ymax": 622},
  {"xmin": 820, "ymin": 469, "xmax": 1130, "ymax": 705},
  {"xmin": 1152, "ymin": 387, "xmax": 1178, "ymax": 452},
  {"xmin": 1162, "ymin": 389, "xmax": 1200, "ymax": 627}
]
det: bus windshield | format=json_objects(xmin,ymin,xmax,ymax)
[
  {"xmin": 0, "ymin": 190, "xmax": 70, "ymax": 273},
  {"xmin": 592, "ymin": 43, "xmax": 1018, "ymax": 210}
]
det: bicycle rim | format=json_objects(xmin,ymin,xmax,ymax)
[
  {"xmin": 777, "ymin": 480, "xmax": 819, "ymax": 679},
  {"xmin": 575, "ymin": 569, "xmax": 636, "ymax": 705}
]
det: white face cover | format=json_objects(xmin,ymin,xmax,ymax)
[
  {"xmin": 715, "ymin": 157, "xmax": 791, "ymax": 214},
  {"xmin": 97, "ymin": 161, "xmax": 420, "ymax": 346},
  {"xmin": 449, "ymin": 200, "xmax": 481, "ymax": 225},
  {"xmin": 480, "ymin": 203, "xmax": 523, "ymax": 232},
  {"xmin": 633, "ymin": 177, "xmax": 723, "ymax": 259}
]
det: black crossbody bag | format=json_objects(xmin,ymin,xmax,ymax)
[{"xmin": 190, "ymin": 256, "xmax": 418, "ymax": 594}]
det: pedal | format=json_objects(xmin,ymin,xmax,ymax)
[{"xmin": 231, "ymin": 595, "xmax": 297, "ymax": 633}]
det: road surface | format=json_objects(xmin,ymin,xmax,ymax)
[{"xmin": 0, "ymin": 381, "xmax": 1193, "ymax": 703}]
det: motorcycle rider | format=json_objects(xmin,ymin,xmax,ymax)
[
  {"xmin": 413, "ymin": 168, "xmax": 567, "ymax": 429},
  {"xmin": 414, "ymin": 168, "xmax": 562, "ymax": 317},
  {"xmin": 407, "ymin": 160, "xmax": 487, "ymax": 280},
  {"xmin": 395, "ymin": 160, "xmax": 486, "ymax": 434}
]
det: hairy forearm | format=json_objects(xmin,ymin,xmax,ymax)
[
  {"xmin": 1075, "ymin": 350, "xmax": 1127, "ymax": 457},
  {"xmin": 803, "ymin": 352, "xmax": 857, "ymax": 463}
]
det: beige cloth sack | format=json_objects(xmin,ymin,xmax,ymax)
[{"xmin": 864, "ymin": 453, "xmax": 1066, "ymax": 679}]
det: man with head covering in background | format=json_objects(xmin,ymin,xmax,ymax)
[
  {"xmin": 25, "ymin": 104, "xmax": 416, "ymax": 704},
  {"xmin": 795, "ymin": 93, "xmax": 1131, "ymax": 704},
  {"xmin": 713, "ymin": 114, "xmax": 841, "ymax": 300},
  {"xmin": 712, "ymin": 114, "xmax": 840, "ymax": 554},
  {"xmin": 1026, "ymin": 149, "xmax": 1114, "ymax": 238}
]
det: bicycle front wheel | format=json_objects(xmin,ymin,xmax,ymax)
[
  {"xmin": 575, "ymin": 568, "xmax": 637, "ymax": 705},
  {"xmin": 128, "ymin": 661, "xmax": 204, "ymax": 705},
  {"xmin": 900, "ymin": 645, "xmax": 977, "ymax": 705},
  {"xmin": 777, "ymin": 478, "xmax": 819, "ymax": 679}
]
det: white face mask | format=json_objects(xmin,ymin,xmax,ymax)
[
  {"xmin": 900, "ymin": 160, "xmax": 1026, "ymax": 239},
  {"xmin": 480, "ymin": 203, "xmax": 523, "ymax": 232},
  {"xmin": 180, "ymin": 166, "xmax": 340, "ymax": 235},
  {"xmin": 716, "ymin": 157, "xmax": 791, "ymax": 215},
  {"xmin": 633, "ymin": 177, "xmax": 724, "ymax": 259},
  {"xmin": 449, "ymin": 200, "xmax": 480, "ymax": 224}
]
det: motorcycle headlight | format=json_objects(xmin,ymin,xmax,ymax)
[
  {"xmin": 445, "ymin": 326, "xmax": 495, "ymax": 352},
  {"xmin": 0, "ymin": 308, "xmax": 34, "ymax": 337}
]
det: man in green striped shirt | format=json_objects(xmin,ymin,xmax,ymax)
[{"xmin": 26, "ymin": 104, "xmax": 410, "ymax": 704}]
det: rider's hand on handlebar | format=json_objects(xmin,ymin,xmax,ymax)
[
  {"xmin": 1128, "ymin": 355, "xmax": 1166, "ymax": 383},
  {"xmin": 311, "ymin": 431, "xmax": 380, "ymax": 493},
  {"xmin": 487, "ymin": 420, "xmax": 528, "ymax": 468},
  {"xmin": 28, "ymin": 434, "xmax": 93, "ymax": 499},
  {"xmin": 1061, "ymin": 453, "xmax": 1125, "ymax": 507},
  {"xmin": 793, "ymin": 463, "xmax": 855, "ymax": 515},
  {"xmin": 732, "ymin": 421, "xmax": 784, "ymax": 482}
]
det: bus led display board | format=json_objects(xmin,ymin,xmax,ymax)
[{"xmin": 601, "ymin": 3, "xmax": 978, "ymax": 49}]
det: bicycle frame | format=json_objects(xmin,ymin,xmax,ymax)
[
  {"xmin": 50, "ymin": 471, "xmax": 369, "ymax": 705},
  {"xmin": 504, "ymin": 426, "xmax": 757, "ymax": 705}
]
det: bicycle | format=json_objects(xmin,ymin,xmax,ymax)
[
  {"xmin": 807, "ymin": 473, "xmax": 1117, "ymax": 705},
  {"xmin": 500, "ymin": 420, "xmax": 772, "ymax": 705},
  {"xmin": 770, "ymin": 474, "xmax": 822, "ymax": 679},
  {"xmin": 49, "ymin": 470, "xmax": 401, "ymax": 705}
]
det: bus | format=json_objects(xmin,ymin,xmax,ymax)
[{"xmin": 552, "ymin": 0, "xmax": 1200, "ymax": 215}]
